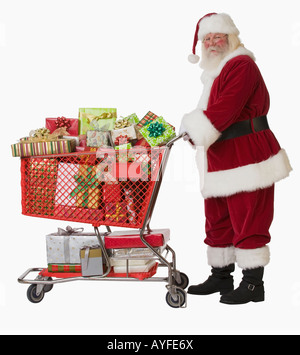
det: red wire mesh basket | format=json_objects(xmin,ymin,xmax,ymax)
[{"xmin": 20, "ymin": 147, "xmax": 165, "ymax": 228}]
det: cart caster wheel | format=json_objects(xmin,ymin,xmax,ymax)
[
  {"xmin": 27, "ymin": 284, "xmax": 45, "ymax": 304},
  {"xmin": 166, "ymin": 288, "xmax": 186, "ymax": 308},
  {"xmin": 43, "ymin": 278, "xmax": 53, "ymax": 293},
  {"xmin": 173, "ymin": 272, "xmax": 189, "ymax": 290}
]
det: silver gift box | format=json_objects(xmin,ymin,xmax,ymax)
[{"xmin": 80, "ymin": 246, "xmax": 104, "ymax": 277}]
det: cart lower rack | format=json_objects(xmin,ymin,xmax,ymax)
[{"xmin": 18, "ymin": 134, "xmax": 189, "ymax": 308}]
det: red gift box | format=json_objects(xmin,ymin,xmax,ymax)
[
  {"xmin": 46, "ymin": 117, "xmax": 79, "ymax": 136},
  {"xmin": 136, "ymin": 111, "xmax": 158, "ymax": 128},
  {"xmin": 103, "ymin": 183, "xmax": 121, "ymax": 203},
  {"xmin": 104, "ymin": 229, "xmax": 170, "ymax": 249}
]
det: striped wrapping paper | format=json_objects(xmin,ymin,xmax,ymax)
[{"xmin": 11, "ymin": 138, "xmax": 76, "ymax": 157}]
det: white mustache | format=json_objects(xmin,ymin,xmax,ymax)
[{"xmin": 207, "ymin": 46, "xmax": 220, "ymax": 52}]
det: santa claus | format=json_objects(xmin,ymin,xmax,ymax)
[{"xmin": 180, "ymin": 13, "xmax": 292, "ymax": 304}]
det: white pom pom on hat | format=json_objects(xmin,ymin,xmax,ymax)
[{"xmin": 188, "ymin": 12, "xmax": 240, "ymax": 64}]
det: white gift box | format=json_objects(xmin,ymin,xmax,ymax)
[
  {"xmin": 55, "ymin": 162, "xmax": 79, "ymax": 207},
  {"xmin": 113, "ymin": 260, "xmax": 156, "ymax": 273},
  {"xmin": 111, "ymin": 125, "xmax": 137, "ymax": 143},
  {"xmin": 46, "ymin": 228, "xmax": 99, "ymax": 264},
  {"xmin": 69, "ymin": 234, "xmax": 100, "ymax": 263}
]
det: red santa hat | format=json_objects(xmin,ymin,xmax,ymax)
[{"xmin": 188, "ymin": 13, "xmax": 240, "ymax": 64}]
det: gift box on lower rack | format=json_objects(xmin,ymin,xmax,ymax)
[
  {"xmin": 46, "ymin": 227, "xmax": 99, "ymax": 264},
  {"xmin": 104, "ymin": 229, "xmax": 170, "ymax": 249},
  {"xmin": 48, "ymin": 264, "xmax": 81, "ymax": 273},
  {"xmin": 80, "ymin": 246, "xmax": 104, "ymax": 276},
  {"xmin": 111, "ymin": 259, "xmax": 157, "ymax": 273}
]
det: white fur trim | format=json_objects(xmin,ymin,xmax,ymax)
[
  {"xmin": 188, "ymin": 53, "xmax": 200, "ymax": 64},
  {"xmin": 198, "ymin": 13, "xmax": 240, "ymax": 41},
  {"xmin": 235, "ymin": 246, "xmax": 270, "ymax": 269},
  {"xmin": 207, "ymin": 246, "xmax": 236, "ymax": 267},
  {"xmin": 200, "ymin": 46, "xmax": 256, "ymax": 83},
  {"xmin": 180, "ymin": 108, "xmax": 221, "ymax": 149},
  {"xmin": 200, "ymin": 149, "xmax": 292, "ymax": 198}
]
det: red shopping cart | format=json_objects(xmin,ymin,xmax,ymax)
[{"xmin": 17, "ymin": 134, "xmax": 189, "ymax": 308}]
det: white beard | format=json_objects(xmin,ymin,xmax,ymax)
[{"xmin": 200, "ymin": 46, "xmax": 231, "ymax": 71}]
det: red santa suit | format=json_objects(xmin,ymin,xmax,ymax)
[{"xmin": 180, "ymin": 45, "xmax": 292, "ymax": 269}]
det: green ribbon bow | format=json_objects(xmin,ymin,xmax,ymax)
[
  {"xmin": 147, "ymin": 122, "xmax": 166, "ymax": 138},
  {"xmin": 70, "ymin": 167, "xmax": 99, "ymax": 208}
]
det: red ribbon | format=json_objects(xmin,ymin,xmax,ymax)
[
  {"xmin": 55, "ymin": 117, "xmax": 71, "ymax": 130},
  {"xmin": 114, "ymin": 135, "xmax": 130, "ymax": 146}
]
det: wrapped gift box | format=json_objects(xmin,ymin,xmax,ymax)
[
  {"xmin": 80, "ymin": 246, "xmax": 104, "ymax": 276},
  {"xmin": 86, "ymin": 130, "xmax": 112, "ymax": 147},
  {"xmin": 111, "ymin": 125, "xmax": 137, "ymax": 144},
  {"xmin": 112, "ymin": 260, "xmax": 157, "ymax": 273},
  {"xmin": 46, "ymin": 228, "xmax": 99, "ymax": 264},
  {"xmin": 108, "ymin": 247, "xmax": 161, "ymax": 258},
  {"xmin": 11, "ymin": 138, "xmax": 76, "ymax": 157},
  {"xmin": 70, "ymin": 165, "xmax": 101, "ymax": 209},
  {"xmin": 123, "ymin": 188, "xmax": 136, "ymax": 223},
  {"xmin": 79, "ymin": 108, "xmax": 117, "ymax": 135},
  {"xmin": 48, "ymin": 264, "xmax": 81, "ymax": 273},
  {"xmin": 139, "ymin": 116, "xmax": 176, "ymax": 147},
  {"xmin": 114, "ymin": 113, "xmax": 139, "ymax": 129},
  {"xmin": 103, "ymin": 182, "xmax": 121, "ymax": 203},
  {"xmin": 136, "ymin": 111, "xmax": 158, "ymax": 128},
  {"xmin": 104, "ymin": 229, "xmax": 170, "ymax": 249},
  {"xmin": 46, "ymin": 117, "xmax": 79, "ymax": 136},
  {"xmin": 26, "ymin": 159, "xmax": 58, "ymax": 216},
  {"xmin": 55, "ymin": 162, "xmax": 79, "ymax": 207}
]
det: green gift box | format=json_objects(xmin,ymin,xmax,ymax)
[
  {"xmin": 79, "ymin": 108, "xmax": 117, "ymax": 135},
  {"xmin": 139, "ymin": 116, "xmax": 176, "ymax": 147}
]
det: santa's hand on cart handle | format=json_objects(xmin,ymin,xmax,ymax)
[
  {"xmin": 166, "ymin": 132, "xmax": 191, "ymax": 147},
  {"xmin": 171, "ymin": 131, "xmax": 196, "ymax": 149}
]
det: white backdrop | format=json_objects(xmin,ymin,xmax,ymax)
[{"xmin": 1, "ymin": 0, "xmax": 299, "ymax": 335}]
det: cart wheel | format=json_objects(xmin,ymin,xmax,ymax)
[
  {"xmin": 166, "ymin": 288, "xmax": 186, "ymax": 308},
  {"xmin": 173, "ymin": 272, "xmax": 189, "ymax": 290},
  {"xmin": 43, "ymin": 278, "xmax": 53, "ymax": 293},
  {"xmin": 27, "ymin": 285, "xmax": 45, "ymax": 304}
]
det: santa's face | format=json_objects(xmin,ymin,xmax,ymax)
[
  {"xmin": 200, "ymin": 33, "xmax": 229, "ymax": 71},
  {"xmin": 203, "ymin": 33, "xmax": 229, "ymax": 56}
]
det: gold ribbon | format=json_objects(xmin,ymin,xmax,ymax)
[
  {"xmin": 80, "ymin": 112, "xmax": 117, "ymax": 124},
  {"xmin": 114, "ymin": 117, "xmax": 132, "ymax": 130},
  {"xmin": 26, "ymin": 127, "xmax": 70, "ymax": 142}
]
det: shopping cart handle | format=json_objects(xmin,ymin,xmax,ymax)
[{"xmin": 166, "ymin": 133, "xmax": 187, "ymax": 147}]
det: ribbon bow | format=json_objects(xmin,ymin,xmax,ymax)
[
  {"xmin": 105, "ymin": 202, "xmax": 126, "ymax": 222},
  {"xmin": 55, "ymin": 117, "xmax": 71, "ymax": 130},
  {"xmin": 27, "ymin": 127, "xmax": 70, "ymax": 142},
  {"xmin": 114, "ymin": 135, "xmax": 130, "ymax": 146},
  {"xmin": 70, "ymin": 167, "xmax": 99, "ymax": 208},
  {"xmin": 57, "ymin": 226, "xmax": 84, "ymax": 235},
  {"xmin": 147, "ymin": 122, "xmax": 166, "ymax": 138},
  {"xmin": 114, "ymin": 117, "xmax": 131, "ymax": 129}
]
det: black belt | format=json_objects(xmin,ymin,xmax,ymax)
[{"xmin": 217, "ymin": 116, "xmax": 269, "ymax": 142}]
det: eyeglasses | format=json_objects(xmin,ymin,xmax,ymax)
[{"xmin": 202, "ymin": 34, "xmax": 228, "ymax": 43}]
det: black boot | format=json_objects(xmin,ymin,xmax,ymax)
[
  {"xmin": 188, "ymin": 264, "xmax": 234, "ymax": 295},
  {"xmin": 220, "ymin": 267, "xmax": 265, "ymax": 305}
]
